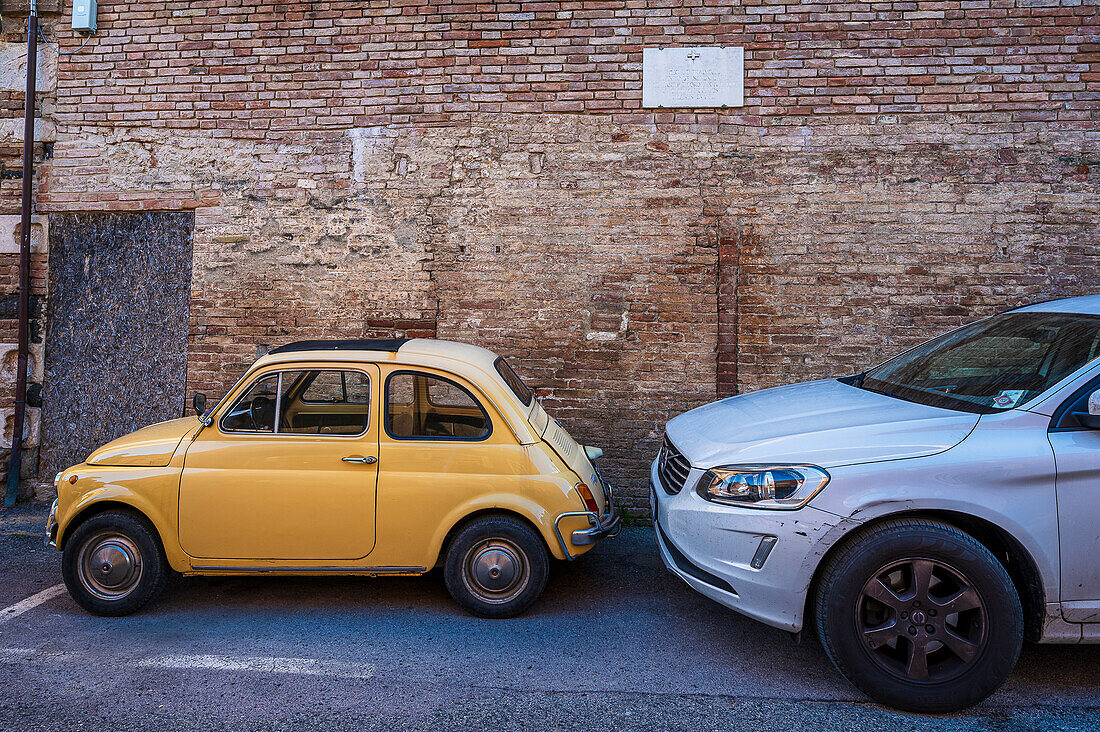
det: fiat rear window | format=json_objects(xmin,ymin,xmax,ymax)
[{"xmin": 495, "ymin": 357, "xmax": 533, "ymax": 406}]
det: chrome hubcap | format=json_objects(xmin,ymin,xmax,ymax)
[
  {"xmin": 78, "ymin": 532, "xmax": 143, "ymax": 601},
  {"xmin": 857, "ymin": 557, "xmax": 987, "ymax": 683},
  {"xmin": 462, "ymin": 539, "xmax": 529, "ymax": 605}
]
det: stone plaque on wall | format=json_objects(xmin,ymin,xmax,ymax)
[{"xmin": 642, "ymin": 47, "xmax": 744, "ymax": 108}]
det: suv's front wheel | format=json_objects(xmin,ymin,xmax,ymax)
[{"xmin": 815, "ymin": 518, "xmax": 1024, "ymax": 712}]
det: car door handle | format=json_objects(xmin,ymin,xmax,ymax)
[{"xmin": 342, "ymin": 456, "xmax": 377, "ymax": 464}]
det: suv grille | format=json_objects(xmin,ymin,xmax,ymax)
[{"xmin": 657, "ymin": 435, "xmax": 691, "ymax": 495}]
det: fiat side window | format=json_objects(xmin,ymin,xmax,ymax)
[
  {"xmin": 386, "ymin": 371, "xmax": 490, "ymax": 440},
  {"xmin": 279, "ymin": 370, "xmax": 371, "ymax": 436},
  {"xmin": 220, "ymin": 374, "xmax": 280, "ymax": 433}
]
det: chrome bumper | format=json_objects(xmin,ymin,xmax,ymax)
[
  {"xmin": 45, "ymin": 499, "xmax": 58, "ymax": 548},
  {"xmin": 553, "ymin": 481, "xmax": 622, "ymax": 560}
]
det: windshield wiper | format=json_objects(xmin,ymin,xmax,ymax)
[{"xmin": 860, "ymin": 382, "xmax": 896, "ymax": 398}]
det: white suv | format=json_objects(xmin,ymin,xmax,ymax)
[{"xmin": 653, "ymin": 295, "xmax": 1100, "ymax": 712}]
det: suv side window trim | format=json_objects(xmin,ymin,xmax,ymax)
[
  {"xmin": 218, "ymin": 367, "xmax": 374, "ymax": 438},
  {"xmin": 383, "ymin": 369, "xmax": 493, "ymax": 442},
  {"xmin": 1049, "ymin": 371, "xmax": 1100, "ymax": 432}
]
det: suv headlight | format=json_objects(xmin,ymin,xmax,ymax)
[{"xmin": 695, "ymin": 464, "xmax": 830, "ymax": 510}]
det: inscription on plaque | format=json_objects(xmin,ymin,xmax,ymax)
[{"xmin": 642, "ymin": 47, "xmax": 744, "ymax": 108}]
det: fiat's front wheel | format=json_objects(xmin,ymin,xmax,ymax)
[
  {"xmin": 815, "ymin": 518, "xmax": 1023, "ymax": 712},
  {"xmin": 62, "ymin": 511, "xmax": 168, "ymax": 616}
]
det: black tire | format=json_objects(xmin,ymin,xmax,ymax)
[
  {"xmin": 62, "ymin": 510, "xmax": 168, "ymax": 617},
  {"xmin": 443, "ymin": 516, "xmax": 549, "ymax": 619},
  {"xmin": 815, "ymin": 518, "xmax": 1023, "ymax": 713}
]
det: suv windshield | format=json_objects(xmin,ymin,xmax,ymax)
[{"xmin": 854, "ymin": 312, "xmax": 1100, "ymax": 414}]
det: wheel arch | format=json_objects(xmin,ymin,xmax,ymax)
[
  {"xmin": 59, "ymin": 500, "xmax": 163, "ymax": 552},
  {"xmin": 434, "ymin": 508, "xmax": 553, "ymax": 568},
  {"xmin": 807, "ymin": 509, "xmax": 1046, "ymax": 642}
]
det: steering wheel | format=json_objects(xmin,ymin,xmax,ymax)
[
  {"xmin": 250, "ymin": 396, "xmax": 275, "ymax": 431},
  {"xmin": 423, "ymin": 413, "xmax": 451, "ymax": 437}
]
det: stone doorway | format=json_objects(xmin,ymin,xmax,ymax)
[{"xmin": 37, "ymin": 212, "xmax": 194, "ymax": 491}]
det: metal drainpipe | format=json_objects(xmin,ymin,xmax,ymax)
[{"xmin": 5, "ymin": 3, "xmax": 38, "ymax": 507}]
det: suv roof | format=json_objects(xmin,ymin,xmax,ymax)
[{"xmin": 1011, "ymin": 295, "xmax": 1100, "ymax": 316}]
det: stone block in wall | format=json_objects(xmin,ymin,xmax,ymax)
[
  {"xmin": 0, "ymin": 118, "xmax": 55, "ymax": 144},
  {"xmin": 0, "ymin": 0, "xmax": 63, "ymax": 15},
  {"xmin": 0, "ymin": 39, "xmax": 56, "ymax": 92},
  {"xmin": 0, "ymin": 213, "xmax": 46, "ymax": 253},
  {"xmin": 0, "ymin": 340, "xmax": 43, "ymax": 382},
  {"xmin": 33, "ymin": 475, "xmax": 54, "ymax": 502},
  {"xmin": 0, "ymin": 405, "xmax": 39, "ymax": 448},
  {"xmin": 349, "ymin": 127, "xmax": 398, "ymax": 184},
  {"xmin": 0, "ymin": 447, "xmax": 47, "ymax": 501}
]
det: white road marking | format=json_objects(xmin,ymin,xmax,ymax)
[
  {"xmin": 0, "ymin": 647, "xmax": 82, "ymax": 664},
  {"xmin": 0, "ymin": 648, "xmax": 35, "ymax": 658},
  {"xmin": 0, "ymin": 584, "xmax": 66, "ymax": 624},
  {"xmin": 138, "ymin": 654, "xmax": 375, "ymax": 679},
  {"xmin": 1, "ymin": 646, "xmax": 375, "ymax": 680}
]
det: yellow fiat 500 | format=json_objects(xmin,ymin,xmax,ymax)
[{"xmin": 45, "ymin": 339, "xmax": 619, "ymax": 618}]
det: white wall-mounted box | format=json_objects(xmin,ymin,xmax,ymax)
[{"xmin": 72, "ymin": 0, "xmax": 96, "ymax": 33}]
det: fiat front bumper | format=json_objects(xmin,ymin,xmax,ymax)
[{"xmin": 45, "ymin": 499, "xmax": 58, "ymax": 548}]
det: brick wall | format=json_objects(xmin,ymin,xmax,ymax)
[
  {"xmin": 727, "ymin": 125, "xmax": 1100, "ymax": 395},
  {"xmin": 5, "ymin": 0, "xmax": 1096, "ymax": 510},
  {"xmin": 43, "ymin": 0, "xmax": 1100, "ymax": 126}
]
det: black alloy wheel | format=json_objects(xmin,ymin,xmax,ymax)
[
  {"xmin": 815, "ymin": 518, "xmax": 1023, "ymax": 713},
  {"xmin": 856, "ymin": 557, "xmax": 987, "ymax": 684}
]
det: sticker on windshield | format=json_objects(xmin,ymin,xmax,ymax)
[{"xmin": 992, "ymin": 390, "xmax": 1027, "ymax": 409}]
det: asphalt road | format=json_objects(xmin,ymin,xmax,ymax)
[{"xmin": 1, "ymin": 504, "xmax": 1099, "ymax": 731}]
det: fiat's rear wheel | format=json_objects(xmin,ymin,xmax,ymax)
[
  {"xmin": 444, "ymin": 516, "xmax": 548, "ymax": 618},
  {"xmin": 815, "ymin": 518, "xmax": 1023, "ymax": 713},
  {"xmin": 62, "ymin": 511, "xmax": 168, "ymax": 616}
]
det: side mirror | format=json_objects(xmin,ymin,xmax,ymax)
[
  {"xmin": 192, "ymin": 392, "xmax": 207, "ymax": 416},
  {"xmin": 1072, "ymin": 390, "xmax": 1100, "ymax": 429},
  {"xmin": 584, "ymin": 445, "xmax": 604, "ymax": 461}
]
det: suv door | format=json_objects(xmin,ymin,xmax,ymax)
[
  {"xmin": 1048, "ymin": 370, "xmax": 1100, "ymax": 621},
  {"xmin": 178, "ymin": 364, "xmax": 380, "ymax": 561}
]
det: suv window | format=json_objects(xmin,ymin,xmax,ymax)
[
  {"xmin": 386, "ymin": 371, "xmax": 491, "ymax": 440},
  {"xmin": 857, "ymin": 312, "xmax": 1100, "ymax": 414}
]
